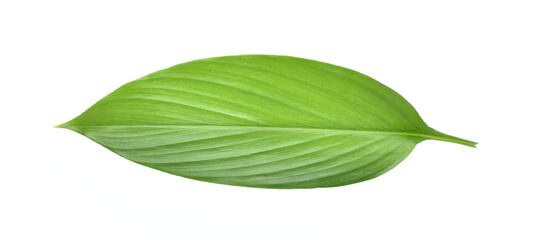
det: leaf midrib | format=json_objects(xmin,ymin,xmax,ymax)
[{"xmin": 61, "ymin": 124, "xmax": 476, "ymax": 147}]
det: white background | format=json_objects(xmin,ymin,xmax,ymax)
[{"xmin": 1, "ymin": 1, "xmax": 536, "ymax": 239}]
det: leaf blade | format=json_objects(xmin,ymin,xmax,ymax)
[{"xmin": 59, "ymin": 55, "xmax": 476, "ymax": 188}]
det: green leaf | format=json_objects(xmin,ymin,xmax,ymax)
[{"xmin": 58, "ymin": 55, "xmax": 476, "ymax": 189}]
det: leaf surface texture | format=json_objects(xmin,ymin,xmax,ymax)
[{"xmin": 59, "ymin": 55, "xmax": 475, "ymax": 188}]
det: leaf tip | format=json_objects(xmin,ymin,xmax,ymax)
[
  {"xmin": 55, "ymin": 121, "xmax": 71, "ymax": 129},
  {"xmin": 451, "ymin": 137, "xmax": 478, "ymax": 148},
  {"xmin": 466, "ymin": 141, "xmax": 478, "ymax": 148},
  {"xmin": 427, "ymin": 129, "xmax": 477, "ymax": 148}
]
